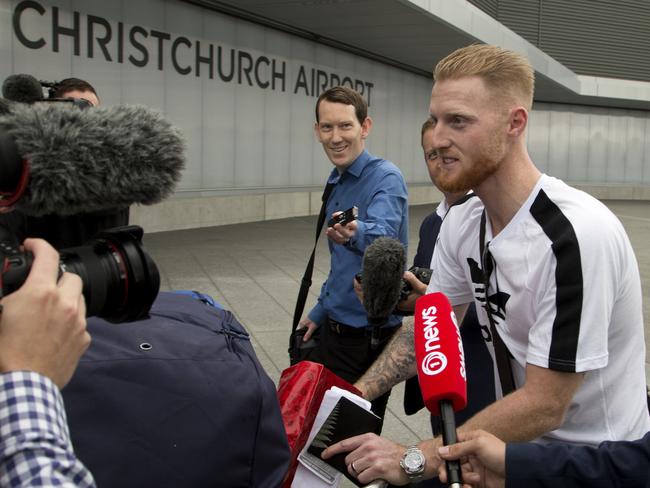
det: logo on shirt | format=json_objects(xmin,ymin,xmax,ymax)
[{"xmin": 467, "ymin": 257, "xmax": 511, "ymax": 342}]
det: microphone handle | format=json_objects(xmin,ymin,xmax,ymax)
[
  {"xmin": 368, "ymin": 317, "xmax": 387, "ymax": 350},
  {"xmin": 440, "ymin": 400, "xmax": 462, "ymax": 488}
]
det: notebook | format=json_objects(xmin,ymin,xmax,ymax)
[{"xmin": 298, "ymin": 396, "xmax": 382, "ymax": 486}]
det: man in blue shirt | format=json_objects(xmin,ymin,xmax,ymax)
[{"xmin": 296, "ymin": 86, "xmax": 408, "ymax": 421}]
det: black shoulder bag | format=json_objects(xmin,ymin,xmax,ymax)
[{"xmin": 288, "ymin": 182, "xmax": 335, "ymax": 365}]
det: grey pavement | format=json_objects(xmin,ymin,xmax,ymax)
[{"xmin": 143, "ymin": 200, "xmax": 650, "ymax": 485}]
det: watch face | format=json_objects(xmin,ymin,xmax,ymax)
[{"xmin": 404, "ymin": 452, "xmax": 425, "ymax": 472}]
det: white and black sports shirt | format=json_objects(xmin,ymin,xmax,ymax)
[{"xmin": 429, "ymin": 174, "xmax": 649, "ymax": 446}]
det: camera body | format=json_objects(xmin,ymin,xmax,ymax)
[{"xmin": 0, "ymin": 225, "xmax": 159, "ymax": 323}]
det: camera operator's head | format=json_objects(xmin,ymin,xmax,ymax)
[
  {"xmin": 421, "ymin": 118, "xmax": 468, "ymax": 206},
  {"xmin": 52, "ymin": 78, "xmax": 100, "ymax": 107}
]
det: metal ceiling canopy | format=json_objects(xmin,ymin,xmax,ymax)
[{"xmin": 182, "ymin": 0, "xmax": 650, "ymax": 111}]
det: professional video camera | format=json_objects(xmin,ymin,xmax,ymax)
[
  {"xmin": 0, "ymin": 117, "xmax": 161, "ymax": 322},
  {"xmin": 0, "ymin": 225, "xmax": 160, "ymax": 323},
  {"xmin": 0, "ymin": 74, "xmax": 186, "ymax": 322}
]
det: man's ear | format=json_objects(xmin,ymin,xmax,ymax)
[
  {"xmin": 508, "ymin": 107, "xmax": 528, "ymax": 137},
  {"xmin": 314, "ymin": 122, "xmax": 322, "ymax": 141},
  {"xmin": 361, "ymin": 116, "xmax": 373, "ymax": 139}
]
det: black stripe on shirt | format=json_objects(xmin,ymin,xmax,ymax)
[{"xmin": 530, "ymin": 189, "xmax": 583, "ymax": 372}]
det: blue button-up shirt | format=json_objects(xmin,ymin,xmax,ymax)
[{"xmin": 308, "ymin": 149, "xmax": 408, "ymax": 328}]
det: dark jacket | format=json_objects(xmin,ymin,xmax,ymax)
[
  {"xmin": 63, "ymin": 292, "xmax": 290, "ymax": 488},
  {"xmin": 507, "ymin": 432, "xmax": 650, "ymax": 487}
]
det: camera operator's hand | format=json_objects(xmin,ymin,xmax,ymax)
[
  {"xmin": 395, "ymin": 270, "xmax": 428, "ymax": 313},
  {"xmin": 0, "ymin": 238, "xmax": 90, "ymax": 389}
]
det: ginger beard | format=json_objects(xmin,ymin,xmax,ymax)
[{"xmin": 431, "ymin": 119, "xmax": 508, "ymax": 194}]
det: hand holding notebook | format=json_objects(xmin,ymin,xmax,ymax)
[{"xmin": 299, "ymin": 396, "xmax": 382, "ymax": 487}]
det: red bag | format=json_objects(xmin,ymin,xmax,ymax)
[{"xmin": 277, "ymin": 361, "xmax": 360, "ymax": 487}]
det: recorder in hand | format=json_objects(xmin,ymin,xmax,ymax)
[
  {"xmin": 327, "ymin": 206, "xmax": 358, "ymax": 246},
  {"xmin": 328, "ymin": 206, "xmax": 358, "ymax": 227}
]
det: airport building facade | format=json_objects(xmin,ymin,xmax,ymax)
[{"xmin": 2, "ymin": 0, "xmax": 649, "ymax": 232}]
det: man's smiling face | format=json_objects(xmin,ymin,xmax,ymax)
[{"xmin": 315, "ymin": 100, "xmax": 371, "ymax": 171}]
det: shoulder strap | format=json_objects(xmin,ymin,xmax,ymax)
[
  {"xmin": 480, "ymin": 210, "xmax": 516, "ymax": 396},
  {"xmin": 289, "ymin": 182, "xmax": 335, "ymax": 339}
]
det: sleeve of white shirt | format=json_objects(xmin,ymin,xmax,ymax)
[{"xmin": 526, "ymin": 209, "xmax": 629, "ymax": 373}]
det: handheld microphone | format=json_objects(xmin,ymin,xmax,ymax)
[
  {"xmin": 2, "ymin": 74, "xmax": 43, "ymax": 104},
  {"xmin": 0, "ymin": 103, "xmax": 185, "ymax": 216},
  {"xmin": 414, "ymin": 292, "xmax": 466, "ymax": 488},
  {"xmin": 360, "ymin": 237, "xmax": 405, "ymax": 348}
]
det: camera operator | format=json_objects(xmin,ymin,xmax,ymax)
[
  {"xmin": 0, "ymin": 77, "xmax": 129, "ymax": 249},
  {"xmin": 52, "ymin": 78, "xmax": 100, "ymax": 108},
  {"xmin": 0, "ymin": 237, "xmax": 95, "ymax": 487}
]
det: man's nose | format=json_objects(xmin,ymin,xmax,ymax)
[
  {"xmin": 430, "ymin": 123, "xmax": 451, "ymax": 150},
  {"xmin": 330, "ymin": 127, "xmax": 343, "ymax": 142}
]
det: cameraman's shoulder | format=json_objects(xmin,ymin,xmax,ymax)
[{"xmin": 420, "ymin": 211, "xmax": 441, "ymax": 232}]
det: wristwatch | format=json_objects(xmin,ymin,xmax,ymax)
[{"xmin": 399, "ymin": 445, "xmax": 426, "ymax": 482}]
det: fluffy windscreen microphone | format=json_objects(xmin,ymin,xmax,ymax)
[
  {"xmin": 361, "ymin": 237, "xmax": 405, "ymax": 347},
  {"xmin": 0, "ymin": 103, "xmax": 186, "ymax": 216},
  {"xmin": 2, "ymin": 74, "xmax": 43, "ymax": 104},
  {"xmin": 414, "ymin": 292, "xmax": 467, "ymax": 488}
]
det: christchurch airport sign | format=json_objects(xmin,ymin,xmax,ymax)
[{"xmin": 11, "ymin": 0, "xmax": 376, "ymax": 104}]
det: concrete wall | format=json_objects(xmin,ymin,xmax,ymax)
[
  {"xmin": 131, "ymin": 100, "xmax": 650, "ymax": 232},
  {"xmin": 131, "ymin": 183, "xmax": 650, "ymax": 233}
]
